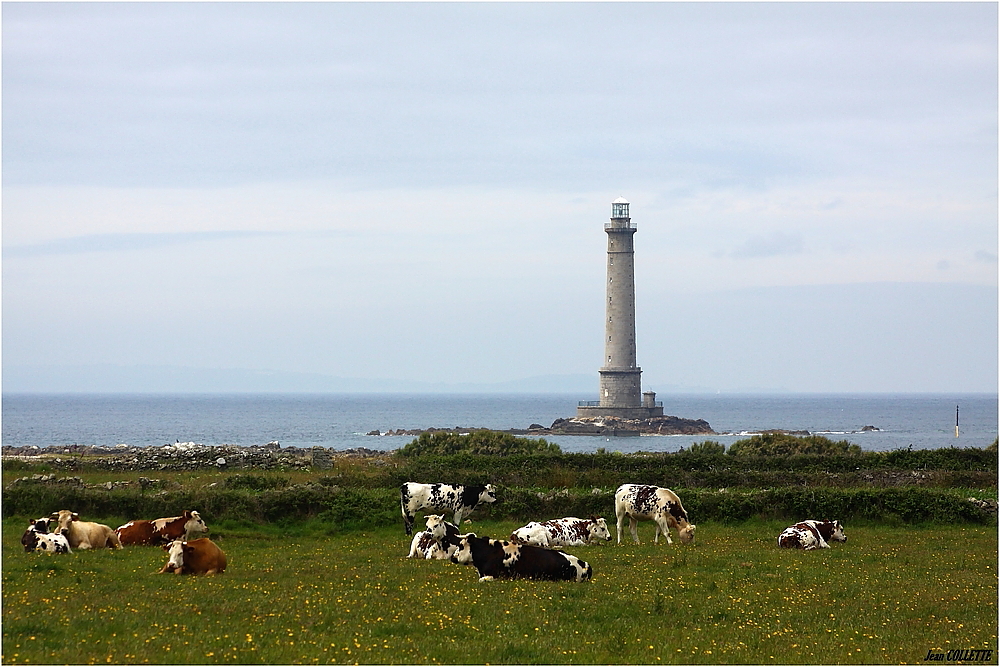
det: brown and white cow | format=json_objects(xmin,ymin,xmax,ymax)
[
  {"xmin": 50, "ymin": 510, "xmax": 122, "ymax": 550},
  {"xmin": 449, "ymin": 535, "xmax": 592, "ymax": 582},
  {"xmin": 116, "ymin": 510, "xmax": 208, "ymax": 546},
  {"xmin": 614, "ymin": 484, "xmax": 696, "ymax": 545},
  {"xmin": 158, "ymin": 538, "xmax": 227, "ymax": 575},
  {"xmin": 778, "ymin": 519, "xmax": 847, "ymax": 550},
  {"xmin": 510, "ymin": 516, "xmax": 611, "ymax": 548}
]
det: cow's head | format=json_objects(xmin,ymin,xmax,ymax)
[
  {"xmin": 589, "ymin": 517, "xmax": 612, "ymax": 543},
  {"xmin": 50, "ymin": 510, "xmax": 79, "ymax": 535},
  {"xmin": 424, "ymin": 515, "xmax": 448, "ymax": 541},
  {"xmin": 827, "ymin": 520, "xmax": 847, "ymax": 543},
  {"xmin": 163, "ymin": 540, "xmax": 187, "ymax": 573},
  {"xmin": 479, "ymin": 484, "xmax": 497, "ymax": 504},
  {"xmin": 449, "ymin": 534, "xmax": 480, "ymax": 565},
  {"xmin": 678, "ymin": 523, "xmax": 697, "ymax": 545},
  {"xmin": 182, "ymin": 511, "xmax": 209, "ymax": 538}
]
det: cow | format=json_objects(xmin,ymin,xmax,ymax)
[
  {"xmin": 449, "ymin": 534, "xmax": 592, "ymax": 582},
  {"xmin": 34, "ymin": 532, "xmax": 72, "ymax": 554},
  {"xmin": 510, "ymin": 516, "xmax": 611, "ymax": 548},
  {"xmin": 400, "ymin": 483, "xmax": 497, "ymax": 535},
  {"xmin": 158, "ymin": 538, "xmax": 227, "ymax": 575},
  {"xmin": 614, "ymin": 484, "xmax": 696, "ymax": 545},
  {"xmin": 407, "ymin": 515, "xmax": 475, "ymax": 560},
  {"xmin": 50, "ymin": 510, "xmax": 122, "ymax": 550},
  {"xmin": 21, "ymin": 517, "xmax": 52, "ymax": 552},
  {"xmin": 116, "ymin": 510, "xmax": 208, "ymax": 546},
  {"xmin": 778, "ymin": 519, "xmax": 847, "ymax": 550}
]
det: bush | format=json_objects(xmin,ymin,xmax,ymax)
[
  {"xmin": 686, "ymin": 440, "xmax": 726, "ymax": 455},
  {"xmin": 727, "ymin": 433, "xmax": 862, "ymax": 457},
  {"xmin": 224, "ymin": 474, "xmax": 291, "ymax": 491},
  {"xmin": 397, "ymin": 430, "xmax": 562, "ymax": 457}
]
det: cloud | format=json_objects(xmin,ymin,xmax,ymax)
[
  {"xmin": 975, "ymin": 250, "xmax": 998, "ymax": 264},
  {"xmin": 3, "ymin": 231, "xmax": 286, "ymax": 258},
  {"xmin": 731, "ymin": 231, "xmax": 804, "ymax": 259}
]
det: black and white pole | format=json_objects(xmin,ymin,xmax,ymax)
[{"xmin": 955, "ymin": 405, "xmax": 960, "ymax": 438}]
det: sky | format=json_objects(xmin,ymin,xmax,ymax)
[{"xmin": 2, "ymin": 2, "xmax": 997, "ymax": 394}]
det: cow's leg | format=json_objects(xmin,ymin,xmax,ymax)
[
  {"xmin": 616, "ymin": 510, "xmax": 626, "ymax": 544},
  {"xmin": 656, "ymin": 518, "xmax": 673, "ymax": 545},
  {"xmin": 453, "ymin": 509, "xmax": 464, "ymax": 527},
  {"xmin": 629, "ymin": 518, "xmax": 640, "ymax": 544},
  {"xmin": 403, "ymin": 512, "xmax": 414, "ymax": 536}
]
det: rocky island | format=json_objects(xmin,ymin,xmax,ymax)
[{"xmin": 369, "ymin": 414, "xmax": 716, "ymax": 438}]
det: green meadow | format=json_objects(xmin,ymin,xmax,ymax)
[{"xmin": 3, "ymin": 518, "xmax": 996, "ymax": 665}]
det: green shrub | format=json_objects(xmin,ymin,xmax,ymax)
[
  {"xmin": 686, "ymin": 440, "xmax": 726, "ymax": 455},
  {"xmin": 397, "ymin": 430, "xmax": 561, "ymax": 457},
  {"xmin": 727, "ymin": 433, "xmax": 863, "ymax": 457},
  {"xmin": 224, "ymin": 474, "xmax": 291, "ymax": 490}
]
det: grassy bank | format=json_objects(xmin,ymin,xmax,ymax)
[{"xmin": 3, "ymin": 518, "xmax": 996, "ymax": 665}]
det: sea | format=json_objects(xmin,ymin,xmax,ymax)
[{"xmin": 2, "ymin": 393, "xmax": 996, "ymax": 454}]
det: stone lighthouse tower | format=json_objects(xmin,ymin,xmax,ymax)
[{"xmin": 577, "ymin": 198, "xmax": 663, "ymax": 419}]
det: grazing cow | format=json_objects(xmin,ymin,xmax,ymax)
[
  {"xmin": 50, "ymin": 510, "xmax": 122, "ymax": 550},
  {"xmin": 614, "ymin": 484, "xmax": 696, "ymax": 545},
  {"xmin": 34, "ymin": 532, "xmax": 72, "ymax": 554},
  {"xmin": 450, "ymin": 535, "xmax": 592, "ymax": 582},
  {"xmin": 510, "ymin": 516, "xmax": 611, "ymax": 548},
  {"xmin": 116, "ymin": 510, "xmax": 208, "ymax": 546},
  {"xmin": 21, "ymin": 517, "xmax": 52, "ymax": 552},
  {"xmin": 407, "ymin": 515, "xmax": 475, "ymax": 560},
  {"xmin": 400, "ymin": 483, "xmax": 497, "ymax": 535},
  {"xmin": 778, "ymin": 520, "xmax": 847, "ymax": 550},
  {"xmin": 158, "ymin": 538, "xmax": 227, "ymax": 575}
]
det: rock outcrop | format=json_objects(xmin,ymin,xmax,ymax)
[{"xmin": 541, "ymin": 415, "xmax": 716, "ymax": 436}]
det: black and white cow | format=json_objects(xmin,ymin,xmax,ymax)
[
  {"xmin": 449, "ymin": 534, "xmax": 592, "ymax": 582},
  {"xmin": 510, "ymin": 516, "xmax": 611, "ymax": 548},
  {"xmin": 21, "ymin": 517, "xmax": 51, "ymax": 552},
  {"xmin": 400, "ymin": 483, "xmax": 497, "ymax": 535},
  {"xmin": 21, "ymin": 517, "xmax": 72, "ymax": 554},
  {"xmin": 406, "ymin": 515, "xmax": 476, "ymax": 560},
  {"xmin": 778, "ymin": 519, "xmax": 847, "ymax": 550},
  {"xmin": 614, "ymin": 484, "xmax": 696, "ymax": 545},
  {"xmin": 35, "ymin": 532, "xmax": 72, "ymax": 554}
]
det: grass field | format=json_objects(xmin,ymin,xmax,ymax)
[{"xmin": 2, "ymin": 517, "xmax": 996, "ymax": 665}]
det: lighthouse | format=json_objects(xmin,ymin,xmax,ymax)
[{"xmin": 577, "ymin": 198, "xmax": 663, "ymax": 419}]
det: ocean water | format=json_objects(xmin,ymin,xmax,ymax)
[{"xmin": 2, "ymin": 393, "xmax": 996, "ymax": 454}]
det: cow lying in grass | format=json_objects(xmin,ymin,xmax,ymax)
[
  {"xmin": 21, "ymin": 517, "xmax": 72, "ymax": 554},
  {"xmin": 450, "ymin": 535, "xmax": 592, "ymax": 582},
  {"xmin": 50, "ymin": 510, "xmax": 122, "ymax": 550},
  {"xmin": 510, "ymin": 516, "xmax": 611, "ymax": 548},
  {"xmin": 116, "ymin": 510, "xmax": 208, "ymax": 546},
  {"xmin": 407, "ymin": 515, "xmax": 476, "ymax": 560},
  {"xmin": 778, "ymin": 520, "xmax": 847, "ymax": 550},
  {"xmin": 158, "ymin": 538, "xmax": 227, "ymax": 575}
]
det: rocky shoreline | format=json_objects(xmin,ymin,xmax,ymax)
[{"xmin": 1, "ymin": 441, "xmax": 386, "ymax": 471}]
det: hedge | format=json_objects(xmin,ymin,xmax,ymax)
[{"xmin": 3, "ymin": 484, "xmax": 991, "ymax": 528}]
